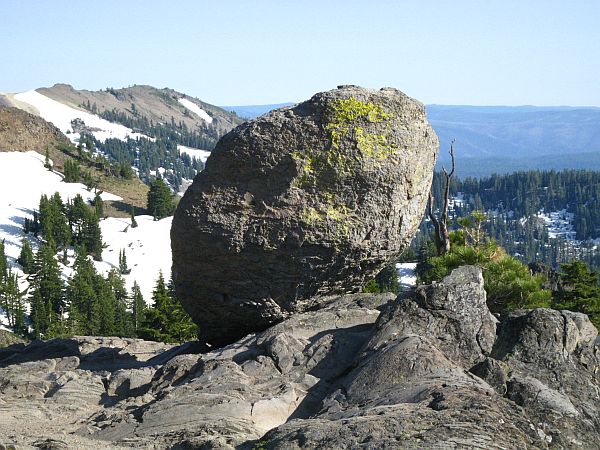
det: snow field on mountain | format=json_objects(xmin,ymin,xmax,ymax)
[
  {"xmin": 14, "ymin": 90, "xmax": 148, "ymax": 143},
  {"xmin": 94, "ymin": 215, "xmax": 173, "ymax": 302},
  {"xmin": 0, "ymin": 151, "xmax": 172, "ymax": 312},
  {"xmin": 178, "ymin": 98, "xmax": 213, "ymax": 124},
  {"xmin": 536, "ymin": 209, "xmax": 577, "ymax": 240},
  {"xmin": 177, "ymin": 145, "xmax": 212, "ymax": 163}
]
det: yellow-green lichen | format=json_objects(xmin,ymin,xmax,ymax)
[
  {"xmin": 328, "ymin": 97, "xmax": 392, "ymax": 125},
  {"xmin": 291, "ymin": 97, "xmax": 397, "ymax": 190},
  {"xmin": 299, "ymin": 191, "xmax": 355, "ymax": 238},
  {"xmin": 323, "ymin": 96, "xmax": 397, "ymax": 173},
  {"xmin": 291, "ymin": 97, "xmax": 396, "ymax": 240},
  {"xmin": 291, "ymin": 151, "xmax": 317, "ymax": 188},
  {"xmin": 354, "ymin": 126, "xmax": 398, "ymax": 159},
  {"xmin": 299, "ymin": 206, "xmax": 324, "ymax": 226}
]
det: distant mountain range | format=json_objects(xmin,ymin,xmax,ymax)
[
  {"xmin": 428, "ymin": 105, "xmax": 600, "ymax": 177},
  {"xmin": 224, "ymin": 102, "xmax": 600, "ymax": 178},
  {"xmin": 4, "ymin": 83, "xmax": 600, "ymax": 179}
]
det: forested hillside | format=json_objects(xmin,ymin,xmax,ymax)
[
  {"xmin": 1, "ymin": 84, "xmax": 245, "ymax": 199},
  {"xmin": 419, "ymin": 170, "xmax": 600, "ymax": 269}
]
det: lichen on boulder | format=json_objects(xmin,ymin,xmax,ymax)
[{"xmin": 171, "ymin": 85, "xmax": 439, "ymax": 346}]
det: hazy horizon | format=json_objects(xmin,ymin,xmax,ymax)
[{"xmin": 1, "ymin": 1, "xmax": 599, "ymax": 106}]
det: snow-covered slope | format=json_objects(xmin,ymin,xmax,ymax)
[
  {"xmin": 93, "ymin": 215, "xmax": 173, "ymax": 303},
  {"xmin": 13, "ymin": 90, "xmax": 147, "ymax": 143},
  {"xmin": 536, "ymin": 209, "xmax": 577, "ymax": 240},
  {"xmin": 0, "ymin": 151, "xmax": 172, "ymax": 308},
  {"xmin": 178, "ymin": 98, "xmax": 213, "ymax": 124}
]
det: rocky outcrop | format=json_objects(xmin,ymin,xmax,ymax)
[
  {"xmin": 172, "ymin": 85, "xmax": 439, "ymax": 345},
  {"xmin": 1, "ymin": 267, "xmax": 598, "ymax": 449},
  {"xmin": 263, "ymin": 267, "xmax": 600, "ymax": 449},
  {"xmin": 0, "ymin": 106, "xmax": 68, "ymax": 152},
  {"xmin": 0, "ymin": 293, "xmax": 394, "ymax": 449}
]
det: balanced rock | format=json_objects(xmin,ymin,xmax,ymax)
[{"xmin": 171, "ymin": 85, "xmax": 438, "ymax": 345}]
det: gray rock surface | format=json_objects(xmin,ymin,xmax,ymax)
[
  {"xmin": 0, "ymin": 293, "xmax": 394, "ymax": 449},
  {"xmin": 263, "ymin": 267, "xmax": 600, "ymax": 449},
  {"xmin": 171, "ymin": 85, "xmax": 438, "ymax": 346},
  {"xmin": 1, "ymin": 267, "xmax": 599, "ymax": 449}
]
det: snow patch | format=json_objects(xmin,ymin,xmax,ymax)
[
  {"xmin": 178, "ymin": 144, "xmax": 211, "ymax": 163},
  {"xmin": 14, "ymin": 90, "xmax": 148, "ymax": 143},
  {"xmin": 94, "ymin": 216, "xmax": 173, "ymax": 304},
  {"xmin": 536, "ymin": 209, "xmax": 576, "ymax": 240},
  {"xmin": 449, "ymin": 192, "xmax": 465, "ymax": 211},
  {"xmin": 396, "ymin": 262, "xmax": 417, "ymax": 289},
  {"xmin": 178, "ymin": 98, "xmax": 213, "ymax": 124}
]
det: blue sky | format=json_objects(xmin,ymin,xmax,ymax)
[{"xmin": 1, "ymin": 1, "xmax": 599, "ymax": 106}]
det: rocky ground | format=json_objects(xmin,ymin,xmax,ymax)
[
  {"xmin": 0, "ymin": 106, "xmax": 68, "ymax": 153},
  {"xmin": 1, "ymin": 266, "xmax": 598, "ymax": 449}
]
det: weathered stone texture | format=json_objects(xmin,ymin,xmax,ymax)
[{"xmin": 172, "ymin": 85, "xmax": 438, "ymax": 345}]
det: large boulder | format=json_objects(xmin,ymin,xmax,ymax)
[{"xmin": 171, "ymin": 85, "xmax": 438, "ymax": 345}]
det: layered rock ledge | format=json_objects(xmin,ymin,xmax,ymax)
[{"xmin": 1, "ymin": 266, "xmax": 598, "ymax": 449}]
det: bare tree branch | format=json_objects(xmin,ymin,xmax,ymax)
[{"xmin": 428, "ymin": 140, "xmax": 456, "ymax": 256}]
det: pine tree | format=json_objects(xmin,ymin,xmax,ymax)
[
  {"xmin": 38, "ymin": 193, "xmax": 71, "ymax": 251},
  {"xmin": 147, "ymin": 178, "xmax": 175, "ymax": 220},
  {"xmin": 83, "ymin": 210, "xmax": 103, "ymax": 260},
  {"xmin": 375, "ymin": 264, "xmax": 401, "ymax": 294},
  {"xmin": 107, "ymin": 269, "xmax": 133, "ymax": 337},
  {"xmin": 2, "ymin": 268, "xmax": 26, "ymax": 334},
  {"xmin": 554, "ymin": 261, "xmax": 600, "ymax": 328},
  {"xmin": 44, "ymin": 149, "xmax": 51, "ymax": 169},
  {"xmin": 30, "ymin": 288, "xmax": 48, "ymax": 338},
  {"xmin": 0, "ymin": 239, "xmax": 7, "ymax": 282},
  {"xmin": 138, "ymin": 272, "xmax": 197, "ymax": 343},
  {"xmin": 66, "ymin": 248, "xmax": 98, "ymax": 335},
  {"xmin": 92, "ymin": 273, "xmax": 116, "ymax": 336},
  {"xmin": 130, "ymin": 281, "xmax": 146, "ymax": 334},
  {"xmin": 130, "ymin": 206, "xmax": 138, "ymax": 228},
  {"xmin": 32, "ymin": 242, "xmax": 64, "ymax": 314},
  {"xmin": 30, "ymin": 242, "xmax": 65, "ymax": 336},
  {"xmin": 66, "ymin": 194, "xmax": 89, "ymax": 245},
  {"xmin": 93, "ymin": 192, "xmax": 104, "ymax": 218},
  {"xmin": 119, "ymin": 249, "xmax": 130, "ymax": 275},
  {"xmin": 166, "ymin": 275, "xmax": 198, "ymax": 343},
  {"xmin": 18, "ymin": 238, "xmax": 35, "ymax": 273},
  {"xmin": 140, "ymin": 272, "xmax": 171, "ymax": 342},
  {"xmin": 64, "ymin": 158, "xmax": 81, "ymax": 183}
]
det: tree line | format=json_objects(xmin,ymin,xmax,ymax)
[
  {"xmin": 425, "ymin": 169, "xmax": 600, "ymax": 270},
  {"xmin": 80, "ymin": 132, "xmax": 203, "ymax": 192}
]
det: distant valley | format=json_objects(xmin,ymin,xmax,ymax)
[{"xmin": 428, "ymin": 105, "xmax": 600, "ymax": 177}]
